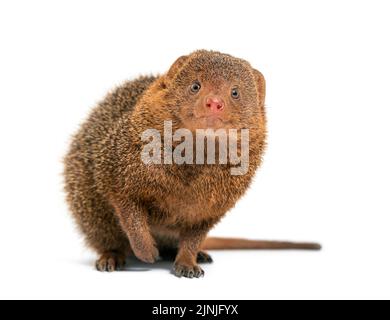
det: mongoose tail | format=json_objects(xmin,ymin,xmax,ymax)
[{"xmin": 202, "ymin": 237, "xmax": 322, "ymax": 250}]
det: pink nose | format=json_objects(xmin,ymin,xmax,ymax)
[{"xmin": 206, "ymin": 97, "xmax": 224, "ymax": 112}]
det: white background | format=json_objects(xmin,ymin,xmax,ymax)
[{"xmin": 0, "ymin": 0, "xmax": 389, "ymax": 300}]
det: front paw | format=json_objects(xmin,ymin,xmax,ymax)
[
  {"xmin": 133, "ymin": 244, "xmax": 160, "ymax": 264},
  {"xmin": 174, "ymin": 263, "xmax": 205, "ymax": 279}
]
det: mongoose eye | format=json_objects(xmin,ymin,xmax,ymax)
[
  {"xmin": 190, "ymin": 81, "xmax": 201, "ymax": 93},
  {"xmin": 231, "ymin": 88, "xmax": 240, "ymax": 99}
]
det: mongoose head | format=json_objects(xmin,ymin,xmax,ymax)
[{"xmin": 160, "ymin": 50, "xmax": 266, "ymax": 131}]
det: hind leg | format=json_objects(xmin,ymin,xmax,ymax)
[
  {"xmin": 197, "ymin": 251, "xmax": 213, "ymax": 263},
  {"xmin": 93, "ymin": 229, "xmax": 129, "ymax": 273},
  {"xmin": 92, "ymin": 231, "xmax": 130, "ymax": 272},
  {"xmin": 79, "ymin": 200, "xmax": 130, "ymax": 272},
  {"xmin": 160, "ymin": 248, "xmax": 213, "ymax": 264},
  {"xmin": 88, "ymin": 206, "xmax": 130, "ymax": 272},
  {"xmin": 66, "ymin": 182, "xmax": 130, "ymax": 272},
  {"xmin": 91, "ymin": 228, "xmax": 130, "ymax": 272},
  {"xmin": 65, "ymin": 150, "xmax": 131, "ymax": 272}
]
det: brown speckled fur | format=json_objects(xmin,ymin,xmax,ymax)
[{"xmin": 64, "ymin": 50, "xmax": 318, "ymax": 278}]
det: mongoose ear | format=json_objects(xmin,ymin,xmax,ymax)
[
  {"xmin": 167, "ymin": 55, "xmax": 189, "ymax": 80},
  {"xmin": 252, "ymin": 68, "xmax": 266, "ymax": 107}
]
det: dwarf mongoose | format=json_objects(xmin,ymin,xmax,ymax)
[{"xmin": 64, "ymin": 50, "xmax": 320, "ymax": 278}]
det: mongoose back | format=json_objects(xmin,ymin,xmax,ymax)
[{"xmin": 64, "ymin": 50, "xmax": 320, "ymax": 278}]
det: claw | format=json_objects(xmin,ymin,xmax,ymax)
[
  {"xmin": 96, "ymin": 252, "xmax": 126, "ymax": 272},
  {"xmin": 173, "ymin": 264, "xmax": 205, "ymax": 279}
]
